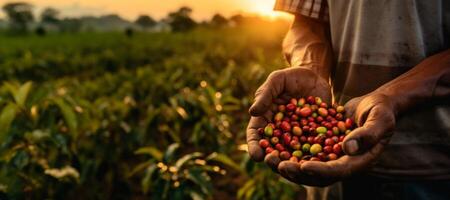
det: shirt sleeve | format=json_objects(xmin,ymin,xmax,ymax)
[{"xmin": 274, "ymin": 0, "xmax": 329, "ymax": 22}]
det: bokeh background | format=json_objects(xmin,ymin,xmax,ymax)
[{"xmin": 0, "ymin": 1, "xmax": 305, "ymax": 199}]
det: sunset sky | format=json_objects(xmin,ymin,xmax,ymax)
[{"xmin": 0, "ymin": 0, "xmax": 292, "ymax": 21}]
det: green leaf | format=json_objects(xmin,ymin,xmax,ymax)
[
  {"xmin": 0, "ymin": 145, "xmax": 20, "ymax": 162},
  {"xmin": 189, "ymin": 122, "xmax": 203, "ymax": 145},
  {"xmin": 134, "ymin": 147, "xmax": 163, "ymax": 161},
  {"xmin": 245, "ymin": 186, "xmax": 256, "ymax": 200},
  {"xmin": 15, "ymin": 81, "xmax": 32, "ymax": 107},
  {"xmin": 12, "ymin": 150, "xmax": 29, "ymax": 169},
  {"xmin": 190, "ymin": 191, "xmax": 205, "ymax": 200},
  {"xmin": 167, "ymin": 131, "xmax": 181, "ymax": 143},
  {"xmin": 54, "ymin": 98, "xmax": 78, "ymax": 136},
  {"xmin": 128, "ymin": 160, "xmax": 153, "ymax": 177},
  {"xmin": 237, "ymin": 179, "xmax": 254, "ymax": 200},
  {"xmin": 163, "ymin": 143, "xmax": 180, "ymax": 163},
  {"xmin": 186, "ymin": 169, "xmax": 211, "ymax": 196},
  {"xmin": 144, "ymin": 106, "xmax": 159, "ymax": 132},
  {"xmin": 3, "ymin": 82, "xmax": 19, "ymax": 101},
  {"xmin": 207, "ymin": 152, "xmax": 242, "ymax": 173},
  {"xmin": 162, "ymin": 180, "xmax": 170, "ymax": 199},
  {"xmin": 141, "ymin": 164, "xmax": 157, "ymax": 194},
  {"xmin": 3, "ymin": 81, "xmax": 33, "ymax": 107},
  {"xmin": 26, "ymin": 85, "xmax": 49, "ymax": 105},
  {"xmin": 175, "ymin": 152, "xmax": 203, "ymax": 169},
  {"xmin": 0, "ymin": 103, "xmax": 17, "ymax": 142},
  {"xmin": 24, "ymin": 129, "xmax": 51, "ymax": 143}
]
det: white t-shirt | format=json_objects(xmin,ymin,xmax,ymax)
[{"xmin": 275, "ymin": 0, "xmax": 450, "ymax": 179}]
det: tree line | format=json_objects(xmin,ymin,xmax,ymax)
[{"xmin": 1, "ymin": 1, "xmax": 251, "ymax": 34}]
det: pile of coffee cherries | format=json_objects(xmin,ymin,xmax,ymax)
[{"xmin": 258, "ymin": 96, "xmax": 354, "ymax": 163}]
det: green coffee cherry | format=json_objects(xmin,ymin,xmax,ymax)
[
  {"xmin": 264, "ymin": 125, "xmax": 273, "ymax": 137},
  {"xmin": 292, "ymin": 150, "xmax": 303, "ymax": 158},
  {"xmin": 316, "ymin": 126, "xmax": 327, "ymax": 134},
  {"xmin": 310, "ymin": 144, "xmax": 323, "ymax": 155},
  {"xmin": 302, "ymin": 143, "xmax": 311, "ymax": 153}
]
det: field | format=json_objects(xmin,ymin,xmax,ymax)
[{"xmin": 0, "ymin": 21, "xmax": 306, "ymax": 199}]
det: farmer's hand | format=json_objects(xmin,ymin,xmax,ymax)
[
  {"xmin": 247, "ymin": 67, "xmax": 331, "ymax": 170},
  {"xmin": 277, "ymin": 93, "xmax": 396, "ymax": 186}
]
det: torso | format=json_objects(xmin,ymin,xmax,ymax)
[{"xmin": 328, "ymin": 0, "xmax": 450, "ymax": 179}]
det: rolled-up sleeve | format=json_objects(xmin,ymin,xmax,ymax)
[{"xmin": 274, "ymin": 0, "xmax": 329, "ymax": 21}]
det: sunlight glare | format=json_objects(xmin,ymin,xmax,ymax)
[{"xmin": 246, "ymin": 0, "xmax": 287, "ymax": 19}]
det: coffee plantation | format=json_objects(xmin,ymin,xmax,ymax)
[{"xmin": 0, "ymin": 22, "xmax": 309, "ymax": 199}]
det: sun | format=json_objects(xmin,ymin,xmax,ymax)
[{"xmin": 246, "ymin": 0, "xmax": 287, "ymax": 18}]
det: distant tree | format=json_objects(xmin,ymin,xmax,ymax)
[
  {"xmin": 210, "ymin": 13, "xmax": 228, "ymax": 27},
  {"xmin": 166, "ymin": 6, "xmax": 196, "ymax": 32},
  {"xmin": 101, "ymin": 14, "xmax": 125, "ymax": 22},
  {"xmin": 125, "ymin": 27, "xmax": 134, "ymax": 37},
  {"xmin": 135, "ymin": 15, "xmax": 156, "ymax": 29},
  {"xmin": 35, "ymin": 26, "xmax": 46, "ymax": 36},
  {"xmin": 229, "ymin": 14, "xmax": 244, "ymax": 26},
  {"xmin": 59, "ymin": 18, "xmax": 82, "ymax": 32},
  {"xmin": 41, "ymin": 7, "xmax": 59, "ymax": 24},
  {"xmin": 2, "ymin": 2, "xmax": 34, "ymax": 32}
]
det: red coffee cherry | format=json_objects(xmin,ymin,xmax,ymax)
[
  {"xmin": 259, "ymin": 139, "xmax": 270, "ymax": 148},
  {"xmin": 258, "ymin": 96, "xmax": 353, "ymax": 163}
]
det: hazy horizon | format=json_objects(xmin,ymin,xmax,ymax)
[{"xmin": 0, "ymin": 0, "xmax": 292, "ymax": 21}]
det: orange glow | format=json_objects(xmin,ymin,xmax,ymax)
[
  {"xmin": 245, "ymin": 0, "xmax": 289, "ymax": 18},
  {"xmin": 0, "ymin": 0, "xmax": 293, "ymax": 20}
]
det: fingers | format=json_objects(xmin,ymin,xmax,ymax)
[
  {"xmin": 264, "ymin": 150, "xmax": 281, "ymax": 171},
  {"xmin": 249, "ymin": 70, "xmax": 285, "ymax": 116},
  {"xmin": 278, "ymin": 161, "xmax": 302, "ymax": 181},
  {"xmin": 343, "ymin": 105, "xmax": 395, "ymax": 155},
  {"xmin": 278, "ymin": 161, "xmax": 336, "ymax": 187},
  {"xmin": 249, "ymin": 68, "xmax": 332, "ymax": 116},
  {"xmin": 279, "ymin": 144, "xmax": 384, "ymax": 187},
  {"xmin": 343, "ymin": 96, "xmax": 364, "ymax": 120},
  {"xmin": 310, "ymin": 75, "xmax": 332, "ymax": 104},
  {"xmin": 301, "ymin": 159, "xmax": 349, "ymax": 178},
  {"xmin": 262, "ymin": 110, "xmax": 274, "ymax": 123},
  {"xmin": 301, "ymin": 142, "xmax": 385, "ymax": 178},
  {"xmin": 246, "ymin": 117, "xmax": 266, "ymax": 161},
  {"xmin": 283, "ymin": 68, "xmax": 332, "ymax": 104}
]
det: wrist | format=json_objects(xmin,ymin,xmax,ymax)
[
  {"xmin": 291, "ymin": 63, "xmax": 330, "ymax": 81},
  {"xmin": 290, "ymin": 64, "xmax": 329, "ymax": 83},
  {"xmin": 287, "ymin": 42, "xmax": 332, "ymax": 81},
  {"xmin": 372, "ymin": 50, "xmax": 450, "ymax": 114}
]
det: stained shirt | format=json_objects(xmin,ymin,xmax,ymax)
[{"xmin": 275, "ymin": 0, "xmax": 450, "ymax": 179}]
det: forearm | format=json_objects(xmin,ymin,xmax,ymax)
[
  {"xmin": 283, "ymin": 15, "xmax": 333, "ymax": 80},
  {"xmin": 375, "ymin": 49, "xmax": 450, "ymax": 114}
]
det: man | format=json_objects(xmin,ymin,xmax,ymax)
[{"xmin": 246, "ymin": 0, "xmax": 450, "ymax": 199}]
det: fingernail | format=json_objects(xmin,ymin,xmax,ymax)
[{"xmin": 345, "ymin": 139, "xmax": 359, "ymax": 155}]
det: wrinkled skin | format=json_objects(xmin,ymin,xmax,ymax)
[
  {"xmin": 247, "ymin": 67, "xmax": 396, "ymax": 186},
  {"xmin": 247, "ymin": 67, "xmax": 331, "ymax": 183}
]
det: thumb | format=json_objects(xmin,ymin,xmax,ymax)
[
  {"xmin": 249, "ymin": 70, "xmax": 284, "ymax": 116},
  {"xmin": 343, "ymin": 105, "xmax": 395, "ymax": 155},
  {"xmin": 343, "ymin": 96, "xmax": 364, "ymax": 121}
]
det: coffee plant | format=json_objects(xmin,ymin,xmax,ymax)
[{"xmin": 0, "ymin": 21, "xmax": 306, "ymax": 199}]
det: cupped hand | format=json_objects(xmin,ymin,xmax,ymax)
[
  {"xmin": 279, "ymin": 93, "xmax": 396, "ymax": 186},
  {"xmin": 246, "ymin": 67, "xmax": 331, "ymax": 171}
]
